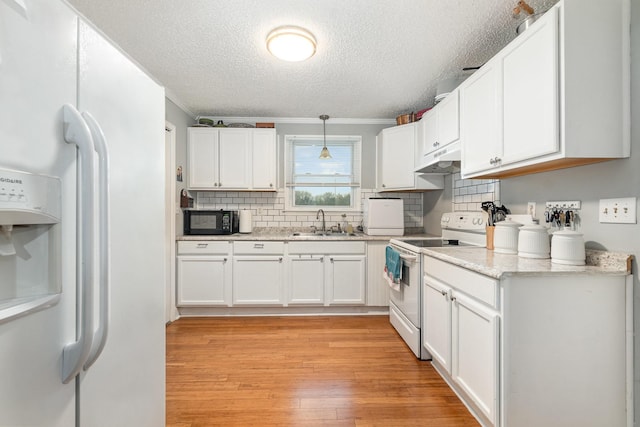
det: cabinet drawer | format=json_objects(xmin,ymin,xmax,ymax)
[
  {"xmin": 177, "ymin": 241, "xmax": 231, "ymax": 255},
  {"xmin": 233, "ymin": 241, "xmax": 284, "ymax": 255},
  {"xmin": 424, "ymin": 256, "xmax": 498, "ymax": 308},
  {"xmin": 287, "ymin": 241, "xmax": 365, "ymax": 254}
]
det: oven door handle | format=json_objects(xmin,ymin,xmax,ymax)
[{"xmin": 398, "ymin": 253, "xmax": 418, "ymax": 262}]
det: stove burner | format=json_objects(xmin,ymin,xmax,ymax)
[{"xmin": 399, "ymin": 239, "xmax": 460, "ymax": 248}]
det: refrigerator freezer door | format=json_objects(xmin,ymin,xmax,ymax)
[
  {"xmin": 0, "ymin": 0, "xmax": 78, "ymax": 425},
  {"xmin": 76, "ymin": 20, "xmax": 166, "ymax": 427}
]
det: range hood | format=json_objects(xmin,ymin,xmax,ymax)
[{"xmin": 414, "ymin": 140, "xmax": 461, "ymax": 174}]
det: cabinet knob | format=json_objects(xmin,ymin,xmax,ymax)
[
  {"xmin": 451, "ymin": 296, "xmax": 457, "ymax": 302},
  {"xmin": 441, "ymin": 290, "xmax": 447, "ymax": 296},
  {"xmin": 214, "ymin": 182, "xmax": 218, "ymax": 187},
  {"xmin": 279, "ymin": 257, "xmax": 283, "ymax": 263},
  {"xmin": 382, "ymin": 184, "xmax": 386, "ymax": 188},
  {"xmin": 330, "ymin": 257, "xmax": 334, "ymax": 263},
  {"xmin": 223, "ymin": 257, "xmax": 227, "ymax": 262},
  {"xmin": 489, "ymin": 158, "xmax": 495, "ymax": 165},
  {"xmin": 270, "ymin": 183, "xmax": 273, "ymax": 187},
  {"xmin": 219, "ymin": 182, "xmax": 222, "ymax": 187}
]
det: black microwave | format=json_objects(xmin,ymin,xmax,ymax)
[{"xmin": 184, "ymin": 210, "xmax": 239, "ymax": 235}]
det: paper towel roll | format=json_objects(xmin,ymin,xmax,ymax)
[{"xmin": 239, "ymin": 210, "xmax": 252, "ymax": 233}]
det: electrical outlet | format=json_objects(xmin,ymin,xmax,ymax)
[
  {"xmin": 599, "ymin": 197, "xmax": 637, "ymax": 224},
  {"xmin": 545, "ymin": 200, "xmax": 581, "ymax": 210},
  {"xmin": 527, "ymin": 202, "xmax": 536, "ymax": 218}
]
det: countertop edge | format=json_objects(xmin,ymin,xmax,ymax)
[{"xmin": 421, "ymin": 247, "xmax": 632, "ymax": 279}]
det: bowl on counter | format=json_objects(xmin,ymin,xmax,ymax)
[
  {"xmin": 493, "ymin": 220, "xmax": 522, "ymax": 254},
  {"xmin": 518, "ymin": 224, "xmax": 550, "ymax": 259},
  {"xmin": 551, "ymin": 230, "xmax": 585, "ymax": 265}
]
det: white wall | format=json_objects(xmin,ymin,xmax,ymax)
[{"xmin": 165, "ymin": 98, "xmax": 195, "ymax": 235}]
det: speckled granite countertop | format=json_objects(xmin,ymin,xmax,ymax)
[
  {"xmin": 421, "ymin": 247, "xmax": 633, "ymax": 279},
  {"xmin": 177, "ymin": 228, "xmax": 438, "ymax": 242}
]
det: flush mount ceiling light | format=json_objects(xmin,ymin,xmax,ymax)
[
  {"xmin": 266, "ymin": 26, "xmax": 316, "ymax": 62},
  {"xmin": 318, "ymin": 114, "xmax": 331, "ymax": 159}
]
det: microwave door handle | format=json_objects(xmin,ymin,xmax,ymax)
[
  {"xmin": 61, "ymin": 104, "xmax": 96, "ymax": 383},
  {"xmin": 81, "ymin": 112, "xmax": 110, "ymax": 371}
]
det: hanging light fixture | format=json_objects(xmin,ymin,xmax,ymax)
[
  {"xmin": 266, "ymin": 26, "xmax": 316, "ymax": 62},
  {"xmin": 318, "ymin": 115, "xmax": 331, "ymax": 159}
]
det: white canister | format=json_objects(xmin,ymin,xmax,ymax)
[
  {"xmin": 493, "ymin": 220, "xmax": 522, "ymax": 254},
  {"xmin": 551, "ymin": 230, "xmax": 585, "ymax": 265},
  {"xmin": 239, "ymin": 209, "xmax": 253, "ymax": 233},
  {"xmin": 518, "ymin": 224, "xmax": 550, "ymax": 259}
]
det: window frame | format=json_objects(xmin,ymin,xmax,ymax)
[{"xmin": 284, "ymin": 134, "xmax": 362, "ymax": 212}]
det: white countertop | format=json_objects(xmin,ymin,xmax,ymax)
[
  {"xmin": 177, "ymin": 228, "xmax": 438, "ymax": 242},
  {"xmin": 421, "ymin": 246, "xmax": 633, "ymax": 279}
]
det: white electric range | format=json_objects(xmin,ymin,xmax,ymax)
[{"xmin": 388, "ymin": 212, "xmax": 486, "ymax": 359}]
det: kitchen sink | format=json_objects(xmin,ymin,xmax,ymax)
[{"xmin": 289, "ymin": 232, "xmax": 358, "ymax": 238}]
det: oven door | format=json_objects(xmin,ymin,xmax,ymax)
[{"xmin": 388, "ymin": 248, "xmax": 420, "ymax": 327}]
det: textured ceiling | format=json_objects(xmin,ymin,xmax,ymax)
[{"xmin": 66, "ymin": 0, "xmax": 559, "ymax": 119}]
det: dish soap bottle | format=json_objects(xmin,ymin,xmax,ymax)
[{"xmin": 341, "ymin": 214, "xmax": 350, "ymax": 234}]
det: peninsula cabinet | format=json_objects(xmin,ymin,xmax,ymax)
[
  {"xmin": 187, "ymin": 127, "xmax": 276, "ymax": 190},
  {"xmin": 460, "ymin": 0, "xmax": 629, "ymax": 179},
  {"xmin": 176, "ymin": 241, "xmax": 232, "ymax": 306},
  {"xmin": 376, "ymin": 123, "xmax": 444, "ymax": 192},
  {"xmin": 422, "ymin": 254, "xmax": 632, "ymax": 427}
]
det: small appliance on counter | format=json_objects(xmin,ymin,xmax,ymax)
[
  {"xmin": 239, "ymin": 209, "xmax": 253, "ymax": 233},
  {"xmin": 363, "ymin": 198, "xmax": 404, "ymax": 236},
  {"xmin": 183, "ymin": 209, "xmax": 239, "ymax": 235}
]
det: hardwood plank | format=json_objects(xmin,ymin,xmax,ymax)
[{"xmin": 166, "ymin": 316, "xmax": 479, "ymax": 426}]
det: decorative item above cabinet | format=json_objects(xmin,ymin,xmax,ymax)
[
  {"xmin": 187, "ymin": 127, "xmax": 277, "ymax": 191},
  {"xmin": 460, "ymin": 0, "xmax": 629, "ymax": 179}
]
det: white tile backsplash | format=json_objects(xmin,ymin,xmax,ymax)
[
  {"xmin": 195, "ymin": 188, "xmax": 423, "ymax": 230},
  {"xmin": 452, "ymin": 173, "xmax": 500, "ymax": 212}
]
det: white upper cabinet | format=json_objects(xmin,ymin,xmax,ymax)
[
  {"xmin": 460, "ymin": 0, "xmax": 629, "ymax": 178},
  {"xmin": 416, "ymin": 90, "xmax": 460, "ymax": 171},
  {"xmin": 187, "ymin": 127, "xmax": 276, "ymax": 191},
  {"xmin": 251, "ymin": 128, "xmax": 277, "ymax": 190},
  {"xmin": 376, "ymin": 123, "xmax": 444, "ymax": 192}
]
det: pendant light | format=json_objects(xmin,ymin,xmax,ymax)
[{"xmin": 318, "ymin": 114, "xmax": 331, "ymax": 159}]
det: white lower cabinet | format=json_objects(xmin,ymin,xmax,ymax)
[
  {"xmin": 451, "ymin": 292, "xmax": 499, "ymax": 425},
  {"xmin": 423, "ymin": 253, "xmax": 632, "ymax": 427},
  {"xmin": 287, "ymin": 255, "xmax": 325, "ymax": 304},
  {"xmin": 287, "ymin": 241, "xmax": 366, "ymax": 306},
  {"xmin": 233, "ymin": 241, "xmax": 285, "ymax": 305},
  {"xmin": 326, "ymin": 255, "xmax": 366, "ymax": 305},
  {"xmin": 176, "ymin": 241, "xmax": 232, "ymax": 306}
]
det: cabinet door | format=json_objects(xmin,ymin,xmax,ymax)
[
  {"xmin": 252, "ymin": 129, "xmax": 276, "ymax": 190},
  {"xmin": 418, "ymin": 109, "xmax": 438, "ymax": 165},
  {"xmin": 187, "ymin": 128, "xmax": 219, "ymax": 189},
  {"xmin": 423, "ymin": 277, "xmax": 452, "ymax": 374},
  {"xmin": 218, "ymin": 129, "xmax": 251, "ymax": 189},
  {"xmin": 460, "ymin": 63, "xmax": 502, "ymax": 175},
  {"xmin": 232, "ymin": 256, "xmax": 284, "ymax": 305},
  {"xmin": 379, "ymin": 124, "xmax": 416, "ymax": 190},
  {"xmin": 177, "ymin": 256, "xmax": 231, "ymax": 306},
  {"xmin": 451, "ymin": 292, "xmax": 499, "ymax": 425},
  {"xmin": 502, "ymin": 7, "xmax": 559, "ymax": 166},
  {"xmin": 437, "ymin": 89, "xmax": 460, "ymax": 147},
  {"xmin": 326, "ymin": 255, "xmax": 366, "ymax": 305},
  {"xmin": 288, "ymin": 255, "xmax": 325, "ymax": 305},
  {"xmin": 365, "ymin": 242, "xmax": 389, "ymax": 306}
]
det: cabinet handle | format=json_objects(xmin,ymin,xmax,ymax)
[
  {"xmin": 254, "ymin": 243, "xmax": 264, "ymax": 249},
  {"xmin": 197, "ymin": 243, "xmax": 208, "ymax": 248}
]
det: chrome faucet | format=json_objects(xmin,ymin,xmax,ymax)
[{"xmin": 316, "ymin": 209, "xmax": 326, "ymax": 232}]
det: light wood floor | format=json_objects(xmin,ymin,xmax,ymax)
[{"xmin": 166, "ymin": 316, "xmax": 479, "ymax": 427}]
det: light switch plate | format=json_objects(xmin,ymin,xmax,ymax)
[{"xmin": 599, "ymin": 197, "xmax": 637, "ymax": 224}]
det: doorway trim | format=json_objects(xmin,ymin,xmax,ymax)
[{"xmin": 165, "ymin": 121, "xmax": 178, "ymax": 323}]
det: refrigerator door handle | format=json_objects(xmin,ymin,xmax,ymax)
[
  {"xmin": 61, "ymin": 104, "xmax": 96, "ymax": 384},
  {"xmin": 81, "ymin": 111, "xmax": 110, "ymax": 370}
]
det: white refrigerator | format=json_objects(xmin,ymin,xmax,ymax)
[{"xmin": 0, "ymin": 0, "xmax": 166, "ymax": 425}]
